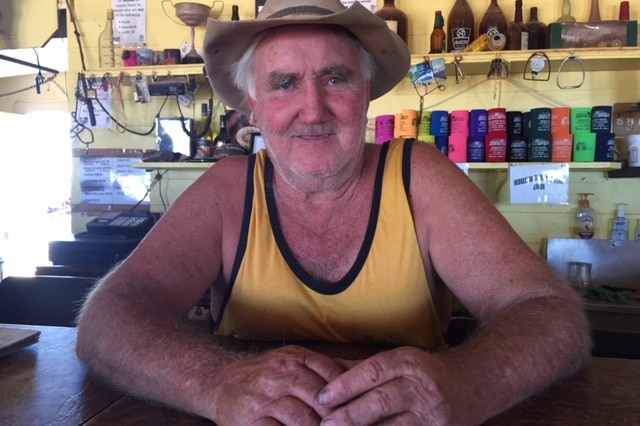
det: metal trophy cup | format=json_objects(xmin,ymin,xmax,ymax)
[{"xmin": 162, "ymin": 1, "xmax": 224, "ymax": 64}]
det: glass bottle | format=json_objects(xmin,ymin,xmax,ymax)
[
  {"xmin": 505, "ymin": 1, "xmax": 526, "ymax": 50},
  {"xmin": 588, "ymin": 0, "xmax": 601, "ymax": 22},
  {"xmin": 446, "ymin": 0, "xmax": 475, "ymax": 52},
  {"xmin": 231, "ymin": 5, "xmax": 240, "ymax": 21},
  {"xmin": 430, "ymin": 11, "xmax": 446, "ymax": 54},
  {"xmin": 214, "ymin": 115, "xmax": 231, "ymax": 147},
  {"xmin": 479, "ymin": 0, "xmax": 508, "ymax": 50},
  {"xmin": 515, "ymin": 0, "xmax": 528, "ymax": 49},
  {"xmin": 557, "ymin": 0, "xmax": 576, "ymax": 23},
  {"xmin": 526, "ymin": 7, "xmax": 547, "ymax": 50},
  {"xmin": 98, "ymin": 8, "xmax": 122, "ymax": 68},
  {"xmin": 194, "ymin": 103, "xmax": 212, "ymax": 159},
  {"xmin": 573, "ymin": 193, "xmax": 596, "ymax": 239},
  {"xmin": 375, "ymin": 0, "xmax": 408, "ymax": 45},
  {"xmin": 571, "ymin": 262, "xmax": 593, "ymax": 296}
]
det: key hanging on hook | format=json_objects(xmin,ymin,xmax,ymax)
[{"xmin": 453, "ymin": 55, "xmax": 465, "ymax": 84}]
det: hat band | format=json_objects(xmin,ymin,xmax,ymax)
[{"xmin": 266, "ymin": 6, "xmax": 334, "ymax": 19}]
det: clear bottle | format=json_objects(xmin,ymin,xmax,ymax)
[
  {"xmin": 446, "ymin": 0, "xmax": 475, "ymax": 52},
  {"xmin": 98, "ymin": 8, "xmax": 122, "ymax": 68},
  {"xmin": 571, "ymin": 262, "xmax": 593, "ymax": 296},
  {"xmin": 375, "ymin": 0, "xmax": 408, "ymax": 45},
  {"xmin": 430, "ymin": 11, "xmax": 446, "ymax": 54},
  {"xmin": 479, "ymin": 0, "xmax": 508, "ymax": 50},
  {"xmin": 610, "ymin": 203, "xmax": 629, "ymax": 241},
  {"xmin": 526, "ymin": 7, "xmax": 547, "ymax": 50},
  {"xmin": 231, "ymin": 5, "xmax": 240, "ymax": 21},
  {"xmin": 574, "ymin": 193, "xmax": 596, "ymax": 239}
]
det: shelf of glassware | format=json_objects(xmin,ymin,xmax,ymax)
[
  {"xmin": 131, "ymin": 161, "xmax": 622, "ymax": 172},
  {"xmin": 417, "ymin": 47, "xmax": 640, "ymax": 73}
]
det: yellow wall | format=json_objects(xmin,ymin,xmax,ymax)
[{"xmin": 6, "ymin": 0, "xmax": 640, "ymax": 254}]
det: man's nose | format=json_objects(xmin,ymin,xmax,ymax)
[{"xmin": 298, "ymin": 83, "xmax": 327, "ymax": 122}]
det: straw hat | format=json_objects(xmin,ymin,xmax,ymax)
[{"xmin": 203, "ymin": 0, "xmax": 410, "ymax": 113}]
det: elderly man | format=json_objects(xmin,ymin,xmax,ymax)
[{"xmin": 76, "ymin": 0, "xmax": 590, "ymax": 424}]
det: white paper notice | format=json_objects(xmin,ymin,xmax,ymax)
[
  {"xmin": 77, "ymin": 86, "xmax": 113, "ymax": 129},
  {"xmin": 509, "ymin": 163, "xmax": 569, "ymax": 205},
  {"xmin": 112, "ymin": 0, "xmax": 146, "ymax": 46},
  {"xmin": 80, "ymin": 157, "xmax": 150, "ymax": 205}
]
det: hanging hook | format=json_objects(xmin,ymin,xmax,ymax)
[
  {"xmin": 556, "ymin": 55, "xmax": 585, "ymax": 89},
  {"xmin": 453, "ymin": 55, "xmax": 465, "ymax": 84}
]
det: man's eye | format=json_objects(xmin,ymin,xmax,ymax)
[
  {"xmin": 329, "ymin": 76, "xmax": 345, "ymax": 85},
  {"xmin": 279, "ymin": 81, "xmax": 292, "ymax": 90}
]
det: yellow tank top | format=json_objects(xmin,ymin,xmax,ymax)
[{"xmin": 213, "ymin": 139, "xmax": 445, "ymax": 349}]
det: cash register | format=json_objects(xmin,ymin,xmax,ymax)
[{"xmin": 40, "ymin": 212, "xmax": 157, "ymax": 278}]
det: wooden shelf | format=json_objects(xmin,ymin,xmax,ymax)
[
  {"xmin": 132, "ymin": 162, "xmax": 214, "ymax": 171},
  {"xmin": 132, "ymin": 161, "xmax": 621, "ymax": 172},
  {"xmin": 467, "ymin": 162, "xmax": 621, "ymax": 171},
  {"xmin": 417, "ymin": 47, "xmax": 640, "ymax": 75}
]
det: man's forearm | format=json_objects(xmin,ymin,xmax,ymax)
[
  {"xmin": 76, "ymin": 281, "xmax": 237, "ymax": 420},
  {"xmin": 442, "ymin": 293, "xmax": 591, "ymax": 424}
]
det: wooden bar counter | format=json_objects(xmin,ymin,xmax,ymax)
[{"xmin": 1, "ymin": 323, "xmax": 639, "ymax": 425}]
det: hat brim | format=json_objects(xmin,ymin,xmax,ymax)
[{"xmin": 203, "ymin": 2, "xmax": 410, "ymax": 113}]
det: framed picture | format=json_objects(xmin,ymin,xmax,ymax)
[{"xmin": 250, "ymin": 133, "xmax": 266, "ymax": 154}]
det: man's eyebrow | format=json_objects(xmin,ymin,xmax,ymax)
[
  {"xmin": 323, "ymin": 65, "xmax": 355, "ymax": 79},
  {"xmin": 266, "ymin": 71, "xmax": 299, "ymax": 87}
]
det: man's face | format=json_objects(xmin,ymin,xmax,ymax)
[{"xmin": 247, "ymin": 25, "xmax": 371, "ymax": 190}]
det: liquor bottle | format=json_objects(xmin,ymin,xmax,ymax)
[
  {"xmin": 430, "ymin": 11, "xmax": 446, "ymax": 54},
  {"xmin": 98, "ymin": 8, "xmax": 122, "ymax": 68},
  {"xmin": 446, "ymin": 0, "xmax": 475, "ymax": 52},
  {"xmin": 231, "ymin": 5, "xmax": 240, "ymax": 21},
  {"xmin": 214, "ymin": 115, "xmax": 231, "ymax": 147},
  {"xmin": 557, "ymin": 0, "xmax": 576, "ymax": 23},
  {"xmin": 375, "ymin": 0, "xmax": 408, "ymax": 44},
  {"xmin": 526, "ymin": 7, "xmax": 547, "ymax": 50},
  {"xmin": 479, "ymin": 0, "xmax": 508, "ymax": 50},
  {"xmin": 505, "ymin": 1, "xmax": 526, "ymax": 50},
  {"xmin": 514, "ymin": 0, "xmax": 528, "ymax": 49},
  {"xmin": 588, "ymin": 0, "xmax": 601, "ymax": 22},
  {"xmin": 194, "ymin": 103, "xmax": 212, "ymax": 159}
]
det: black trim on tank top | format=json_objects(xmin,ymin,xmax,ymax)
[
  {"xmin": 211, "ymin": 153, "xmax": 257, "ymax": 331},
  {"xmin": 264, "ymin": 142, "xmax": 390, "ymax": 295},
  {"xmin": 402, "ymin": 138, "xmax": 415, "ymax": 199}
]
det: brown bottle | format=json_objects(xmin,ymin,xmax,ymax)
[
  {"xmin": 375, "ymin": 0, "xmax": 408, "ymax": 44},
  {"xmin": 588, "ymin": 0, "xmax": 601, "ymax": 22},
  {"xmin": 479, "ymin": 0, "xmax": 508, "ymax": 50},
  {"xmin": 446, "ymin": 0, "xmax": 475, "ymax": 52},
  {"xmin": 430, "ymin": 11, "xmax": 446, "ymax": 53},
  {"xmin": 526, "ymin": 7, "xmax": 547, "ymax": 49},
  {"xmin": 505, "ymin": 1, "xmax": 523, "ymax": 50}
]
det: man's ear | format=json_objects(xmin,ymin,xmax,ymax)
[{"xmin": 246, "ymin": 97, "xmax": 257, "ymax": 125}]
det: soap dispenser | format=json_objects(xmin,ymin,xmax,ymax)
[
  {"xmin": 610, "ymin": 203, "xmax": 629, "ymax": 241},
  {"xmin": 573, "ymin": 193, "xmax": 596, "ymax": 239}
]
